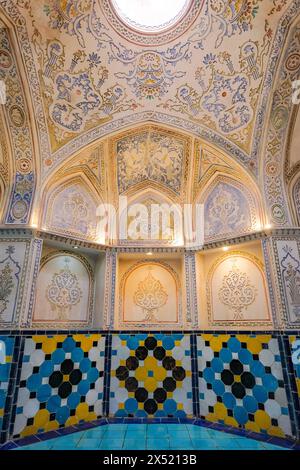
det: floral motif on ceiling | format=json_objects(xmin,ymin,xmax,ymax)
[
  {"xmin": 43, "ymin": 179, "xmax": 99, "ymax": 240},
  {"xmin": 203, "ymin": 179, "xmax": 257, "ymax": 241},
  {"xmin": 1, "ymin": 0, "xmax": 294, "ymax": 177},
  {"xmin": 113, "ymin": 127, "xmax": 190, "ymax": 198}
]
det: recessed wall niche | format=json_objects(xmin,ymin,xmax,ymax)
[
  {"xmin": 195, "ymin": 241, "xmax": 273, "ymax": 329},
  {"xmin": 33, "ymin": 248, "xmax": 95, "ymax": 328},
  {"xmin": 116, "ymin": 255, "xmax": 184, "ymax": 329}
]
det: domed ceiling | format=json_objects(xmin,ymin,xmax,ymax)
[{"xmin": 0, "ymin": 0, "xmax": 299, "ymax": 230}]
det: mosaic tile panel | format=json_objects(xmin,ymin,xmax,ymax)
[
  {"xmin": 197, "ymin": 334, "xmax": 292, "ymax": 438},
  {"xmin": 13, "ymin": 334, "xmax": 105, "ymax": 438},
  {"xmin": 0, "ymin": 337, "xmax": 14, "ymax": 433},
  {"xmin": 289, "ymin": 336, "xmax": 300, "ymax": 400},
  {"xmin": 110, "ymin": 334, "xmax": 193, "ymax": 418}
]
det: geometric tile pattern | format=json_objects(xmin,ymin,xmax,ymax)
[
  {"xmin": 197, "ymin": 334, "xmax": 292, "ymax": 438},
  {"xmin": 13, "ymin": 335, "xmax": 105, "ymax": 438},
  {"xmin": 0, "ymin": 337, "xmax": 14, "ymax": 433},
  {"xmin": 289, "ymin": 336, "xmax": 300, "ymax": 400},
  {"xmin": 110, "ymin": 334, "xmax": 193, "ymax": 418}
]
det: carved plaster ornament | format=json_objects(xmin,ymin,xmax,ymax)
[{"xmin": 133, "ymin": 267, "xmax": 168, "ymax": 322}]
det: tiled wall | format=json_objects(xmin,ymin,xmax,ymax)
[
  {"xmin": 0, "ymin": 331, "xmax": 299, "ymax": 443},
  {"xmin": 197, "ymin": 334, "xmax": 292, "ymax": 438},
  {"xmin": 0, "ymin": 337, "xmax": 15, "ymax": 438},
  {"xmin": 12, "ymin": 334, "xmax": 105, "ymax": 438},
  {"xmin": 109, "ymin": 334, "xmax": 193, "ymax": 418}
]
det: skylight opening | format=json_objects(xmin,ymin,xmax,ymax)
[{"xmin": 111, "ymin": 0, "xmax": 191, "ymax": 33}]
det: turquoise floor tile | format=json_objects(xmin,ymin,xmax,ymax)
[
  {"xmin": 234, "ymin": 438, "xmax": 266, "ymax": 450},
  {"xmin": 76, "ymin": 438, "xmax": 101, "ymax": 449},
  {"xmin": 168, "ymin": 429, "xmax": 190, "ymax": 438},
  {"xmin": 83, "ymin": 428, "xmax": 108, "ymax": 438},
  {"xmin": 191, "ymin": 438, "xmax": 218, "ymax": 450},
  {"xmin": 170, "ymin": 440, "xmax": 194, "ymax": 450},
  {"xmin": 123, "ymin": 440, "xmax": 146, "ymax": 450},
  {"xmin": 147, "ymin": 438, "xmax": 170, "ymax": 450},
  {"xmin": 99, "ymin": 439, "xmax": 124, "ymax": 450},
  {"xmin": 188, "ymin": 427, "xmax": 213, "ymax": 438},
  {"xmin": 147, "ymin": 424, "xmax": 168, "ymax": 436},
  {"xmin": 215, "ymin": 438, "xmax": 241, "ymax": 449}
]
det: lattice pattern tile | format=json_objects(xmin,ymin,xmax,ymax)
[
  {"xmin": 110, "ymin": 334, "xmax": 193, "ymax": 418},
  {"xmin": 0, "ymin": 337, "xmax": 14, "ymax": 433},
  {"xmin": 13, "ymin": 334, "xmax": 105, "ymax": 438},
  {"xmin": 197, "ymin": 334, "xmax": 292, "ymax": 438}
]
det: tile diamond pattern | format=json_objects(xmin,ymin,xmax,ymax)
[
  {"xmin": 13, "ymin": 334, "xmax": 105, "ymax": 438},
  {"xmin": 197, "ymin": 334, "xmax": 292, "ymax": 438},
  {"xmin": 110, "ymin": 334, "xmax": 193, "ymax": 418}
]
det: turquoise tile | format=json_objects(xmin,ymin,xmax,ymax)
[
  {"xmin": 191, "ymin": 438, "xmax": 218, "ymax": 450},
  {"xmin": 215, "ymin": 439, "xmax": 241, "ymax": 449},
  {"xmin": 234, "ymin": 438, "xmax": 266, "ymax": 450},
  {"xmin": 83, "ymin": 428, "xmax": 108, "ymax": 438},
  {"xmin": 187, "ymin": 427, "xmax": 213, "ymax": 438},
  {"xmin": 168, "ymin": 429, "xmax": 190, "ymax": 438},
  {"xmin": 76, "ymin": 438, "xmax": 101, "ymax": 449},
  {"xmin": 262, "ymin": 443, "xmax": 289, "ymax": 451},
  {"xmin": 123, "ymin": 440, "xmax": 146, "ymax": 450},
  {"xmin": 147, "ymin": 425, "xmax": 168, "ymax": 436},
  {"xmin": 100, "ymin": 439, "xmax": 124, "ymax": 450},
  {"xmin": 147, "ymin": 439, "xmax": 170, "ymax": 450},
  {"xmin": 208, "ymin": 430, "xmax": 239, "ymax": 439},
  {"xmin": 170, "ymin": 439, "xmax": 194, "ymax": 450},
  {"xmin": 51, "ymin": 442, "xmax": 78, "ymax": 450}
]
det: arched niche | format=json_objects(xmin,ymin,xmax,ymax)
[
  {"xmin": 118, "ymin": 188, "xmax": 183, "ymax": 246},
  {"xmin": 42, "ymin": 176, "xmax": 100, "ymax": 241},
  {"xmin": 119, "ymin": 260, "xmax": 182, "ymax": 328},
  {"xmin": 207, "ymin": 251, "xmax": 271, "ymax": 327},
  {"xmin": 33, "ymin": 251, "xmax": 94, "ymax": 328},
  {"xmin": 199, "ymin": 175, "xmax": 262, "ymax": 242}
]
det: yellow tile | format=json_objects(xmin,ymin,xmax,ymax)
[
  {"xmin": 167, "ymin": 392, "xmax": 173, "ymax": 398},
  {"xmin": 213, "ymin": 402, "xmax": 227, "ymax": 420},
  {"xmin": 268, "ymin": 426, "xmax": 284, "ymax": 438},
  {"xmin": 44, "ymin": 420, "xmax": 59, "ymax": 432},
  {"xmin": 144, "ymin": 377, "xmax": 157, "ymax": 392},
  {"xmin": 33, "ymin": 409, "xmax": 50, "ymax": 428},
  {"xmin": 234, "ymin": 375, "xmax": 241, "ymax": 383},
  {"xmin": 210, "ymin": 335, "xmax": 230, "ymax": 352},
  {"xmin": 121, "ymin": 340, "xmax": 127, "ymax": 346},
  {"xmin": 157, "ymin": 340, "xmax": 162, "ymax": 347},
  {"xmin": 66, "ymin": 416, "xmax": 79, "ymax": 427},
  {"xmin": 175, "ymin": 360, "xmax": 182, "ymax": 367},
  {"xmin": 254, "ymin": 410, "xmax": 271, "ymax": 430},
  {"xmin": 0, "ymin": 410, "xmax": 3, "ymax": 417},
  {"xmin": 245, "ymin": 421, "xmax": 260, "ymax": 433},
  {"xmin": 224, "ymin": 416, "xmax": 238, "ymax": 428},
  {"xmin": 41, "ymin": 338, "xmax": 59, "ymax": 354},
  {"xmin": 153, "ymin": 367, "xmax": 166, "ymax": 381},
  {"xmin": 144, "ymin": 356, "xmax": 157, "ymax": 370},
  {"xmin": 175, "ymin": 341, "xmax": 181, "ymax": 346},
  {"xmin": 5, "ymin": 356, "xmax": 12, "ymax": 363},
  {"xmin": 128, "ymin": 392, "xmax": 135, "ymax": 398},
  {"xmin": 76, "ymin": 402, "xmax": 89, "ymax": 420},
  {"xmin": 177, "ymin": 403, "xmax": 183, "ymax": 410},
  {"xmin": 119, "ymin": 403, "xmax": 125, "ymax": 409},
  {"xmin": 120, "ymin": 360, "xmax": 126, "ymax": 366},
  {"xmin": 247, "ymin": 338, "xmax": 263, "ymax": 354},
  {"xmin": 138, "ymin": 403, "xmax": 144, "ymax": 410},
  {"xmin": 119, "ymin": 381, "xmax": 125, "ymax": 388},
  {"xmin": 63, "ymin": 375, "xmax": 69, "ymax": 381},
  {"xmin": 157, "ymin": 403, "xmax": 163, "ymax": 410},
  {"xmin": 21, "ymin": 425, "xmax": 38, "ymax": 437},
  {"xmin": 135, "ymin": 368, "xmax": 147, "ymax": 381}
]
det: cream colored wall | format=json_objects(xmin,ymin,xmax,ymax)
[
  {"xmin": 115, "ymin": 254, "xmax": 186, "ymax": 329},
  {"xmin": 195, "ymin": 241, "xmax": 273, "ymax": 330},
  {"xmin": 93, "ymin": 252, "xmax": 107, "ymax": 328}
]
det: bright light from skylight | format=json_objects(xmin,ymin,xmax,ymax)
[{"xmin": 112, "ymin": 0, "xmax": 190, "ymax": 32}]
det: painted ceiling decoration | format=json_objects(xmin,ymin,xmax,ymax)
[{"xmin": 0, "ymin": 0, "xmax": 299, "ymax": 233}]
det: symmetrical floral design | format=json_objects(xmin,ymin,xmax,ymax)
[
  {"xmin": 116, "ymin": 129, "xmax": 186, "ymax": 195},
  {"xmin": 204, "ymin": 182, "xmax": 252, "ymax": 240},
  {"xmin": 134, "ymin": 271, "xmax": 168, "ymax": 322},
  {"xmin": 0, "ymin": 264, "xmax": 14, "ymax": 318},
  {"xmin": 46, "ymin": 258, "xmax": 82, "ymax": 321},
  {"xmin": 280, "ymin": 244, "xmax": 300, "ymax": 320},
  {"xmin": 219, "ymin": 263, "xmax": 257, "ymax": 320}
]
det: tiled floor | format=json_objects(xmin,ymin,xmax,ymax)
[{"xmin": 12, "ymin": 424, "xmax": 289, "ymax": 450}]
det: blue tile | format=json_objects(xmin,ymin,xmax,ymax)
[
  {"xmin": 123, "ymin": 440, "xmax": 146, "ymax": 450},
  {"xmin": 76, "ymin": 438, "xmax": 101, "ymax": 449},
  {"xmin": 234, "ymin": 438, "xmax": 266, "ymax": 450},
  {"xmin": 191, "ymin": 438, "xmax": 218, "ymax": 450},
  {"xmin": 147, "ymin": 438, "xmax": 170, "ymax": 450},
  {"xmin": 100, "ymin": 439, "xmax": 123, "ymax": 450},
  {"xmin": 83, "ymin": 428, "xmax": 108, "ymax": 438},
  {"xmin": 170, "ymin": 440, "xmax": 194, "ymax": 450}
]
